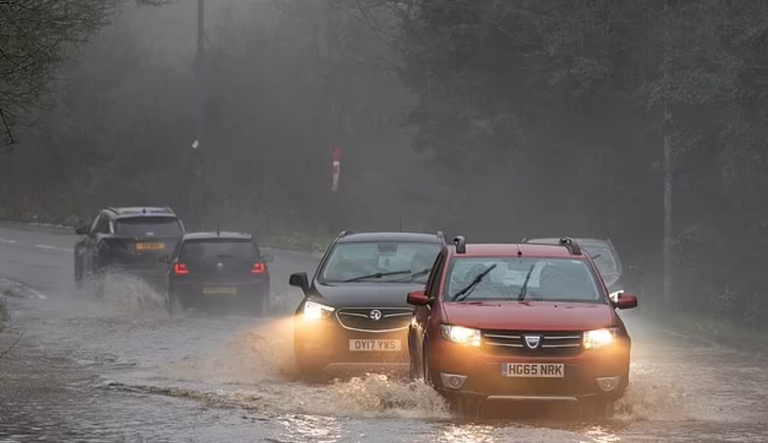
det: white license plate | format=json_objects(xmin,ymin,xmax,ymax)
[
  {"xmin": 348, "ymin": 339, "xmax": 402, "ymax": 352},
  {"xmin": 502, "ymin": 363, "xmax": 565, "ymax": 378}
]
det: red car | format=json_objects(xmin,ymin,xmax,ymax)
[{"xmin": 406, "ymin": 236, "xmax": 638, "ymax": 418}]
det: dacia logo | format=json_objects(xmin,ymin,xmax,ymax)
[
  {"xmin": 523, "ymin": 334, "xmax": 541, "ymax": 349},
  {"xmin": 369, "ymin": 309, "xmax": 382, "ymax": 321}
]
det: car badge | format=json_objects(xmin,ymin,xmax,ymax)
[
  {"xmin": 369, "ymin": 309, "xmax": 382, "ymax": 321},
  {"xmin": 216, "ymin": 262, "xmax": 224, "ymax": 271},
  {"xmin": 523, "ymin": 334, "xmax": 541, "ymax": 349}
]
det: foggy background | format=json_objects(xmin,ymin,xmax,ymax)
[{"xmin": 2, "ymin": 0, "xmax": 768, "ymax": 329}]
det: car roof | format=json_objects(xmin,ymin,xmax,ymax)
[
  {"xmin": 182, "ymin": 231, "xmax": 252, "ymax": 241},
  {"xmin": 454, "ymin": 243, "xmax": 584, "ymax": 258},
  {"xmin": 526, "ymin": 237, "xmax": 610, "ymax": 247},
  {"xmin": 106, "ymin": 206, "xmax": 177, "ymax": 218},
  {"xmin": 336, "ymin": 231, "xmax": 443, "ymax": 244}
]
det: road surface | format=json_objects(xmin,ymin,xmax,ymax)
[{"xmin": 0, "ymin": 222, "xmax": 766, "ymax": 442}]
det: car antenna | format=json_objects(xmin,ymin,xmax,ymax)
[
  {"xmin": 142, "ymin": 207, "xmax": 146, "ymax": 214},
  {"xmin": 216, "ymin": 223, "xmax": 220, "ymax": 237}
]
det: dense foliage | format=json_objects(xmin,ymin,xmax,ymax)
[{"xmin": 2, "ymin": 0, "xmax": 768, "ymax": 326}]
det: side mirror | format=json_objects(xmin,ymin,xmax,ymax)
[
  {"xmin": 614, "ymin": 293, "xmax": 638, "ymax": 310},
  {"xmin": 262, "ymin": 253, "xmax": 275, "ymax": 263},
  {"xmin": 289, "ymin": 272, "xmax": 309, "ymax": 292},
  {"xmin": 75, "ymin": 226, "xmax": 88, "ymax": 235},
  {"xmin": 407, "ymin": 290, "xmax": 430, "ymax": 306},
  {"xmin": 158, "ymin": 255, "xmax": 170, "ymax": 264}
]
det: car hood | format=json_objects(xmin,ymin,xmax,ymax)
[
  {"xmin": 443, "ymin": 301, "xmax": 615, "ymax": 331},
  {"xmin": 311, "ymin": 281, "xmax": 424, "ymax": 307}
]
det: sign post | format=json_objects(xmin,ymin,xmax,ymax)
[{"xmin": 331, "ymin": 147, "xmax": 342, "ymax": 231}]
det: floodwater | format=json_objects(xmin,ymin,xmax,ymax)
[{"xmin": 0, "ymin": 224, "xmax": 767, "ymax": 442}]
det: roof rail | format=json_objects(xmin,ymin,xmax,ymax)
[
  {"xmin": 338, "ymin": 230, "xmax": 354, "ymax": 238},
  {"xmin": 453, "ymin": 235, "xmax": 467, "ymax": 254},
  {"xmin": 559, "ymin": 237, "xmax": 582, "ymax": 256},
  {"xmin": 436, "ymin": 231, "xmax": 445, "ymax": 244}
]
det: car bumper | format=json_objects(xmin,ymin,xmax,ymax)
[
  {"xmin": 294, "ymin": 317, "xmax": 409, "ymax": 373},
  {"xmin": 171, "ymin": 280, "xmax": 269, "ymax": 303},
  {"xmin": 429, "ymin": 339, "xmax": 630, "ymax": 402}
]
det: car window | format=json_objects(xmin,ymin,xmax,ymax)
[
  {"xmin": 181, "ymin": 239, "xmax": 260, "ymax": 261},
  {"xmin": 580, "ymin": 243, "xmax": 620, "ymax": 286},
  {"xmin": 445, "ymin": 256, "xmax": 603, "ymax": 303},
  {"xmin": 114, "ymin": 217, "xmax": 183, "ymax": 236},
  {"xmin": 320, "ymin": 241, "xmax": 440, "ymax": 283}
]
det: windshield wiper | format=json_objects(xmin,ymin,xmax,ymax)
[
  {"xmin": 517, "ymin": 264, "xmax": 536, "ymax": 301},
  {"xmin": 451, "ymin": 264, "xmax": 497, "ymax": 302},
  {"xmin": 393, "ymin": 267, "xmax": 432, "ymax": 282},
  {"xmin": 342, "ymin": 269, "xmax": 411, "ymax": 283}
]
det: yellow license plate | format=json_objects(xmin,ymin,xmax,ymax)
[
  {"xmin": 203, "ymin": 286, "xmax": 237, "ymax": 295},
  {"xmin": 135, "ymin": 242, "xmax": 165, "ymax": 251}
]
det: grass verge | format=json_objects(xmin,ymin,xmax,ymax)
[
  {"xmin": 644, "ymin": 306, "xmax": 768, "ymax": 352},
  {"xmin": 0, "ymin": 297, "xmax": 8, "ymax": 333},
  {"xmin": 258, "ymin": 233, "xmax": 334, "ymax": 254}
]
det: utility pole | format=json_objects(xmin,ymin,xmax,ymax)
[
  {"xmin": 191, "ymin": 0, "xmax": 205, "ymax": 225},
  {"xmin": 662, "ymin": 0, "xmax": 673, "ymax": 302}
]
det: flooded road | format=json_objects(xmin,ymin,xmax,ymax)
[{"xmin": 1, "ymin": 223, "xmax": 767, "ymax": 442}]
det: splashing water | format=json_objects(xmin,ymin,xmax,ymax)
[{"xmin": 98, "ymin": 272, "xmax": 168, "ymax": 314}]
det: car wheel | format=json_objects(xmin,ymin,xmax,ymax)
[
  {"xmin": 408, "ymin": 335, "xmax": 420, "ymax": 382},
  {"xmin": 578, "ymin": 397, "xmax": 614, "ymax": 420},
  {"xmin": 166, "ymin": 291, "xmax": 182, "ymax": 316},
  {"xmin": 259, "ymin": 293, "xmax": 271, "ymax": 317},
  {"xmin": 451, "ymin": 396, "xmax": 482, "ymax": 419},
  {"xmin": 422, "ymin": 341, "xmax": 440, "ymax": 389},
  {"xmin": 293, "ymin": 346, "xmax": 324, "ymax": 383}
]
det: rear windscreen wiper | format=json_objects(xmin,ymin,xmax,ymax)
[
  {"xmin": 343, "ymin": 269, "xmax": 410, "ymax": 283},
  {"xmin": 451, "ymin": 264, "xmax": 497, "ymax": 302}
]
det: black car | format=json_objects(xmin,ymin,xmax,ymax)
[
  {"xmin": 161, "ymin": 231, "xmax": 274, "ymax": 315},
  {"xmin": 522, "ymin": 237, "xmax": 633, "ymax": 302},
  {"xmin": 289, "ymin": 230, "xmax": 445, "ymax": 380},
  {"xmin": 74, "ymin": 206, "xmax": 186, "ymax": 296}
]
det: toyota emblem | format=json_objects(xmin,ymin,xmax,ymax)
[{"xmin": 369, "ymin": 309, "xmax": 382, "ymax": 321}]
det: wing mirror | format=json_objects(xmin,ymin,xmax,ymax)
[
  {"xmin": 289, "ymin": 272, "xmax": 309, "ymax": 293},
  {"xmin": 407, "ymin": 290, "xmax": 430, "ymax": 306},
  {"xmin": 75, "ymin": 226, "xmax": 88, "ymax": 235},
  {"xmin": 613, "ymin": 293, "xmax": 638, "ymax": 310},
  {"xmin": 261, "ymin": 253, "xmax": 275, "ymax": 263}
]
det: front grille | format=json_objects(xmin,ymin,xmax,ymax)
[
  {"xmin": 336, "ymin": 307, "xmax": 413, "ymax": 332},
  {"xmin": 482, "ymin": 329, "xmax": 583, "ymax": 357}
]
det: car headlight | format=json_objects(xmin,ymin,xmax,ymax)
[
  {"xmin": 303, "ymin": 300, "xmax": 334, "ymax": 320},
  {"xmin": 608, "ymin": 290, "xmax": 623, "ymax": 303},
  {"xmin": 440, "ymin": 325, "xmax": 482, "ymax": 347},
  {"xmin": 583, "ymin": 328, "xmax": 618, "ymax": 350}
]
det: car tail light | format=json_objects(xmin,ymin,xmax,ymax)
[
  {"xmin": 252, "ymin": 263, "xmax": 266, "ymax": 274},
  {"xmin": 174, "ymin": 263, "xmax": 189, "ymax": 275}
]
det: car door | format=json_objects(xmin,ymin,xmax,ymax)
[
  {"xmin": 411, "ymin": 250, "xmax": 446, "ymax": 369},
  {"xmin": 77, "ymin": 213, "xmax": 102, "ymax": 275}
]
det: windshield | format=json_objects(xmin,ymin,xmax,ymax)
[
  {"xmin": 320, "ymin": 241, "xmax": 440, "ymax": 283},
  {"xmin": 114, "ymin": 217, "xmax": 183, "ymax": 237},
  {"xmin": 580, "ymin": 242, "xmax": 620, "ymax": 286},
  {"xmin": 445, "ymin": 256, "xmax": 604, "ymax": 303},
  {"xmin": 180, "ymin": 239, "xmax": 260, "ymax": 261}
]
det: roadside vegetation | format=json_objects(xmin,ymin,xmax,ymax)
[{"xmin": 2, "ymin": 0, "xmax": 767, "ymax": 335}]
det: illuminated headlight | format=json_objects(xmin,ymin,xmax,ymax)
[
  {"xmin": 583, "ymin": 328, "xmax": 618, "ymax": 350},
  {"xmin": 609, "ymin": 290, "xmax": 623, "ymax": 303},
  {"xmin": 440, "ymin": 325, "xmax": 482, "ymax": 347},
  {"xmin": 303, "ymin": 300, "xmax": 334, "ymax": 320}
]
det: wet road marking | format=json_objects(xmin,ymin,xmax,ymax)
[
  {"xmin": 0, "ymin": 238, "xmax": 17, "ymax": 244},
  {"xmin": 35, "ymin": 244, "xmax": 74, "ymax": 253},
  {"xmin": 0, "ymin": 278, "xmax": 47, "ymax": 300}
]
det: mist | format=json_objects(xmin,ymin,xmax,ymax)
[{"xmin": 2, "ymin": 0, "xmax": 768, "ymax": 331}]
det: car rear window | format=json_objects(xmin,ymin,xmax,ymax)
[
  {"xmin": 445, "ymin": 256, "xmax": 603, "ymax": 303},
  {"xmin": 114, "ymin": 216, "xmax": 183, "ymax": 237},
  {"xmin": 180, "ymin": 239, "xmax": 260, "ymax": 261}
]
